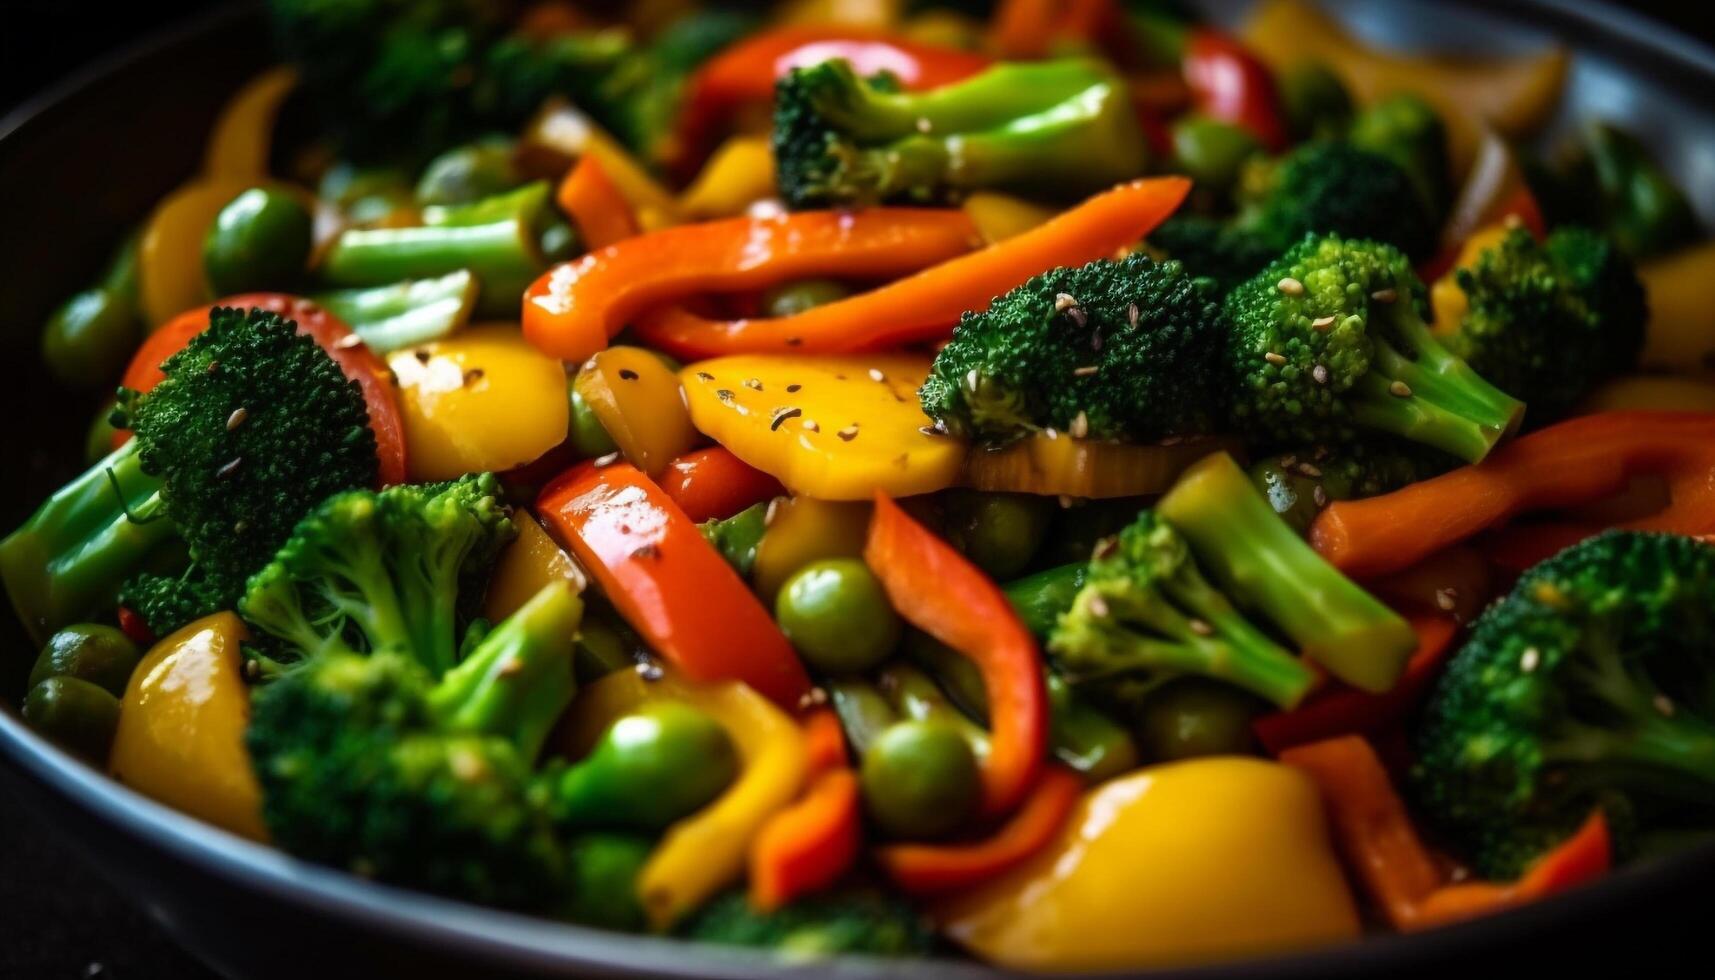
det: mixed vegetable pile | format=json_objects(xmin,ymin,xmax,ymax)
[{"xmin": 11, "ymin": 0, "xmax": 1715, "ymax": 970}]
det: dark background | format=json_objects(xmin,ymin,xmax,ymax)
[{"xmin": 1, "ymin": 1, "xmax": 1712, "ymax": 978}]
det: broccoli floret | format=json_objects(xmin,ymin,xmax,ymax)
[
  {"xmin": 1413, "ymin": 531, "xmax": 1715, "ymax": 878},
  {"xmin": 239, "ymin": 474, "xmax": 515, "ymax": 677},
  {"xmin": 1048, "ymin": 510, "xmax": 1315, "ymax": 710},
  {"xmin": 592, "ymin": 10, "xmax": 755, "ymax": 167},
  {"xmin": 1, "ymin": 307, "xmax": 376, "ymax": 641},
  {"xmin": 679, "ymin": 890, "xmax": 936, "ymax": 957},
  {"xmin": 1445, "ymin": 226, "xmax": 1647, "ymax": 423},
  {"xmin": 1224, "ymin": 234, "xmax": 1524, "ymax": 463},
  {"xmin": 1348, "ymin": 93, "xmax": 1451, "ymax": 224},
  {"xmin": 247, "ymin": 581, "xmax": 582, "ymax": 908},
  {"xmin": 772, "ymin": 57, "xmax": 1146, "ymax": 208},
  {"xmin": 918, "ymin": 253, "xmax": 1225, "ymax": 444},
  {"xmin": 1151, "ymin": 141, "xmax": 1438, "ymax": 292}
]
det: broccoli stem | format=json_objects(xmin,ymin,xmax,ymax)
[
  {"xmin": 1157, "ymin": 453, "xmax": 1416, "ymax": 693},
  {"xmin": 1349, "ymin": 308, "xmax": 1525, "ymax": 463},
  {"xmin": 813, "ymin": 60, "xmax": 1114, "ymax": 141},
  {"xmin": 427, "ymin": 581, "xmax": 582, "ymax": 761},
  {"xmin": 0, "ymin": 440, "xmax": 175, "ymax": 641},
  {"xmin": 1002, "ymin": 562, "xmax": 1089, "ymax": 637},
  {"xmin": 311, "ymin": 269, "xmax": 477, "ymax": 354}
]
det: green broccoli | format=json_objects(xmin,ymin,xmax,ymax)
[
  {"xmin": 1150, "ymin": 141, "xmax": 1438, "ymax": 292},
  {"xmin": 1412, "ymin": 531, "xmax": 1715, "ymax": 878},
  {"xmin": 0, "ymin": 307, "xmax": 376, "ymax": 641},
  {"xmin": 247, "ymin": 580, "xmax": 582, "ymax": 908},
  {"xmin": 239, "ymin": 474, "xmax": 515, "ymax": 677},
  {"xmin": 1224, "ymin": 233, "xmax": 1524, "ymax": 463},
  {"xmin": 918, "ymin": 253, "xmax": 1225, "ymax": 444},
  {"xmin": 1348, "ymin": 92, "xmax": 1451, "ymax": 224},
  {"xmin": 1443, "ymin": 225, "xmax": 1647, "ymax": 423},
  {"xmin": 1535, "ymin": 122, "xmax": 1700, "ymax": 259},
  {"xmin": 772, "ymin": 57, "xmax": 1146, "ymax": 208},
  {"xmin": 679, "ymin": 890, "xmax": 936, "ymax": 957}
]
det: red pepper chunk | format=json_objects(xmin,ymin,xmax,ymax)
[
  {"xmin": 749, "ymin": 767, "xmax": 863, "ymax": 911},
  {"xmin": 864, "ymin": 493, "xmax": 1047, "ymax": 818},
  {"xmin": 1183, "ymin": 28, "xmax": 1289, "ymax": 152},
  {"xmin": 658, "ymin": 447, "xmax": 784, "ymax": 524},
  {"xmin": 536, "ymin": 461, "xmax": 810, "ymax": 707}
]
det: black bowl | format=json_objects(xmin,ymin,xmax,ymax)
[{"xmin": 4, "ymin": 2, "xmax": 1714, "ymax": 977}]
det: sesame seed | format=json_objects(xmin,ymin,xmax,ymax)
[
  {"xmin": 801, "ymin": 418, "xmax": 819, "ymax": 432},
  {"xmin": 334, "ymin": 332, "xmax": 364, "ymax": 350},
  {"xmin": 206, "ymin": 360, "xmax": 221, "ymax": 374},
  {"xmin": 462, "ymin": 368, "xmax": 484, "ymax": 386},
  {"xmin": 1520, "ymin": 647, "xmax": 1541, "ymax": 672},
  {"xmin": 1654, "ymin": 694, "xmax": 1676, "ymax": 717},
  {"xmin": 1073, "ymin": 365, "xmax": 1099, "ymax": 377},
  {"xmin": 915, "ymin": 117, "xmax": 932, "ymax": 134},
  {"xmin": 1313, "ymin": 485, "xmax": 1328, "ymax": 507},
  {"xmin": 635, "ymin": 661, "xmax": 664, "ymax": 681},
  {"xmin": 1277, "ymin": 277, "xmax": 1304, "ymax": 296},
  {"xmin": 1127, "ymin": 303, "xmax": 1140, "ymax": 327},
  {"xmin": 630, "ymin": 543, "xmax": 662, "ymax": 560},
  {"xmin": 1066, "ymin": 306, "xmax": 1088, "ymax": 328},
  {"xmin": 716, "ymin": 389, "xmax": 736, "ymax": 403},
  {"xmin": 1264, "ymin": 351, "xmax": 1287, "ymax": 366},
  {"xmin": 619, "ymin": 368, "xmax": 640, "ymax": 381},
  {"xmin": 1312, "ymin": 364, "xmax": 1329, "ymax": 384},
  {"xmin": 1389, "ymin": 380, "xmax": 1413, "ymax": 398},
  {"xmin": 765, "ymin": 498, "xmax": 782, "ymax": 526},
  {"xmin": 837, "ymin": 425, "xmax": 860, "ymax": 441},
  {"xmin": 743, "ymin": 377, "xmax": 763, "ymax": 391},
  {"xmin": 770, "ymin": 407, "xmax": 803, "ymax": 430},
  {"xmin": 593, "ymin": 451, "xmax": 621, "ymax": 467},
  {"xmin": 696, "ymin": 371, "xmax": 715, "ymax": 381},
  {"xmin": 1187, "ymin": 618, "xmax": 1214, "ymax": 636},
  {"xmin": 1311, "ymin": 315, "xmax": 1336, "ymax": 331},
  {"xmin": 798, "ymin": 687, "xmax": 831, "ymax": 710},
  {"xmin": 868, "ymin": 368, "xmax": 886, "ymax": 382},
  {"xmin": 1371, "ymin": 287, "xmax": 1398, "ymax": 304},
  {"xmin": 1054, "ymin": 292, "xmax": 1079, "ymax": 312},
  {"xmin": 1093, "ymin": 536, "xmax": 1119, "ymax": 560},
  {"xmin": 216, "ymin": 457, "xmax": 242, "ymax": 479},
  {"xmin": 1298, "ymin": 462, "xmax": 1322, "ymax": 478},
  {"xmin": 1044, "ymin": 427, "xmax": 1059, "ymax": 440},
  {"xmin": 1057, "ymin": 494, "xmax": 1075, "ymax": 508},
  {"xmin": 1435, "ymin": 588, "xmax": 1458, "ymax": 611},
  {"xmin": 233, "ymin": 520, "xmax": 248, "ymax": 534},
  {"xmin": 1088, "ymin": 594, "xmax": 1110, "ymax": 618},
  {"xmin": 965, "ymin": 368, "xmax": 981, "ymax": 391},
  {"xmin": 919, "ymin": 423, "xmax": 948, "ymax": 438},
  {"xmin": 786, "ymin": 383, "xmax": 802, "ymax": 393},
  {"xmin": 226, "ymin": 407, "xmax": 248, "ymax": 431},
  {"xmin": 1069, "ymin": 411, "xmax": 1089, "ymax": 439}
]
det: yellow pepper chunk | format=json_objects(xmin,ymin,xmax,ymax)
[
  {"xmin": 939, "ymin": 758, "xmax": 1359, "ymax": 971},
  {"xmin": 561, "ymin": 669, "xmax": 808, "ymax": 929},
  {"xmin": 679, "ymin": 136, "xmax": 777, "ymax": 220},
  {"xmin": 388, "ymin": 325, "xmax": 569, "ymax": 482},
  {"xmin": 138, "ymin": 177, "xmax": 260, "ymax": 327},
  {"xmin": 203, "ymin": 66, "xmax": 298, "ymax": 180},
  {"xmin": 752, "ymin": 496, "xmax": 873, "ymax": 603},
  {"xmin": 963, "ymin": 192, "xmax": 1057, "ymax": 245},
  {"xmin": 1429, "ymin": 224, "xmax": 1510, "ymax": 334},
  {"xmin": 574, "ymin": 346, "xmax": 700, "ymax": 479},
  {"xmin": 681, "ymin": 354, "xmax": 966, "ymax": 500},
  {"xmin": 485, "ymin": 515, "xmax": 588, "ymax": 622},
  {"xmin": 520, "ymin": 98, "xmax": 682, "ymax": 231},
  {"xmin": 1640, "ymin": 240, "xmax": 1715, "ymax": 373},
  {"xmin": 109, "ymin": 613, "xmax": 267, "ymax": 841}
]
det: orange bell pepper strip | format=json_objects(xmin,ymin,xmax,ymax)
[
  {"xmin": 801, "ymin": 706, "xmax": 849, "ymax": 775},
  {"xmin": 877, "ymin": 766, "xmax": 1083, "ymax": 895},
  {"xmin": 748, "ymin": 767, "xmax": 863, "ymax": 912},
  {"xmin": 556, "ymin": 155, "xmax": 640, "ymax": 250},
  {"xmin": 536, "ymin": 460, "xmax": 811, "ymax": 708},
  {"xmin": 865, "ymin": 493, "xmax": 1047, "ymax": 818},
  {"xmin": 1253, "ymin": 615, "xmax": 1459, "ymax": 755},
  {"xmin": 1310, "ymin": 411, "xmax": 1715, "ymax": 579},
  {"xmin": 116, "ymin": 294, "xmax": 407, "ymax": 487},
  {"xmin": 521, "ymin": 208, "xmax": 980, "ymax": 363},
  {"xmin": 671, "ymin": 26, "xmax": 992, "ymax": 176},
  {"xmin": 1410, "ymin": 811, "xmax": 1610, "ymax": 930},
  {"xmin": 658, "ymin": 447, "xmax": 785, "ymax": 524},
  {"xmin": 631, "ymin": 177, "xmax": 1192, "ymax": 359}
]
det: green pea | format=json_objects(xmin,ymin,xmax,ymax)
[
  {"xmin": 415, "ymin": 139, "xmax": 524, "ymax": 206},
  {"xmin": 23, "ymin": 677, "xmax": 122, "ymax": 763},
  {"xmin": 203, "ymin": 187, "xmax": 314, "ymax": 295},
  {"xmin": 41, "ymin": 288, "xmax": 142, "ymax": 387},
  {"xmin": 553, "ymin": 702, "xmax": 740, "ymax": 831},
  {"xmin": 1132, "ymin": 678, "xmax": 1262, "ymax": 762},
  {"xmin": 1171, "ymin": 115, "xmax": 1264, "ymax": 195},
  {"xmin": 30, "ymin": 623, "xmax": 143, "ymax": 696},
  {"xmin": 567, "ymin": 384, "xmax": 620, "ymax": 458},
  {"xmin": 1279, "ymin": 62, "xmax": 1354, "ymax": 142},
  {"xmin": 939, "ymin": 491, "xmax": 1052, "ymax": 579},
  {"xmin": 776, "ymin": 559, "xmax": 901, "ymax": 674},
  {"xmin": 762, "ymin": 279, "xmax": 850, "ymax": 318},
  {"xmin": 564, "ymin": 832, "xmax": 654, "ymax": 932},
  {"xmin": 861, "ymin": 720, "xmax": 980, "ymax": 839}
]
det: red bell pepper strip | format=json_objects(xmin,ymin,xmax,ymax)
[
  {"xmin": 1311, "ymin": 411, "xmax": 1715, "ymax": 579},
  {"xmin": 876, "ymin": 765, "xmax": 1082, "ymax": 895},
  {"xmin": 536, "ymin": 461, "xmax": 811, "ymax": 707},
  {"xmin": 116, "ymin": 605, "xmax": 154, "ymax": 647},
  {"xmin": 748, "ymin": 766, "xmax": 863, "ymax": 911},
  {"xmin": 671, "ymin": 27, "xmax": 991, "ymax": 176},
  {"xmin": 1253, "ymin": 615, "xmax": 1459, "ymax": 755},
  {"xmin": 658, "ymin": 447, "xmax": 784, "ymax": 524},
  {"xmin": 1182, "ymin": 29, "xmax": 1289, "ymax": 152},
  {"xmin": 631, "ymin": 177, "xmax": 1192, "ymax": 359},
  {"xmin": 556, "ymin": 154, "xmax": 640, "ymax": 250},
  {"xmin": 864, "ymin": 493, "xmax": 1047, "ymax": 818},
  {"xmin": 521, "ymin": 208, "xmax": 980, "ymax": 363},
  {"xmin": 1410, "ymin": 811, "xmax": 1609, "ymax": 930},
  {"xmin": 116, "ymin": 294, "xmax": 407, "ymax": 487}
]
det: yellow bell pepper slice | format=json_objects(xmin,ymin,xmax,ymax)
[
  {"xmin": 680, "ymin": 354, "xmax": 966, "ymax": 500},
  {"xmin": 679, "ymin": 136, "xmax": 777, "ymax": 220},
  {"xmin": 108, "ymin": 613, "xmax": 267, "ymax": 841},
  {"xmin": 938, "ymin": 758, "xmax": 1359, "ymax": 970},
  {"xmin": 485, "ymin": 515, "xmax": 588, "ymax": 621},
  {"xmin": 1578, "ymin": 375, "xmax": 1715, "ymax": 415},
  {"xmin": 203, "ymin": 66, "xmax": 298, "ymax": 180},
  {"xmin": 520, "ymin": 98, "xmax": 682, "ymax": 231},
  {"xmin": 962, "ymin": 192, "xmax": 1057, "ymax": 245},
  {"xmin": 138, "ymin": 177, "xmax": 262, "ymax": 327},
  {"xmin": 1243, "ymin": 0, "xmax": 1566, "ymax": 177},
  {"xmin": 1640, "ymin": 240, "xmax": 1715, "ymax": 373},
  {"xmin": 388, "ymin": 324, "xmax": 570, "ymax": 482},
  {"xmin": 563, "ymin": 668, "xmax": 809, "ymax": 929},
  {"xmin": 574, "ymin": 346, "xmax": 700, "ymax": 479},
  {"xmin": 752, "ymin": 496, "xmax": 873, "ymax": 603},
  {"xmin": 1428, "ymin": 224, "xmax": 1511, "ymax": 333}
]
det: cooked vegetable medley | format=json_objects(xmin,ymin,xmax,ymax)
[{"xmin": 11, "ymin": 0, "xmax": 1715, "ymax": 969}]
